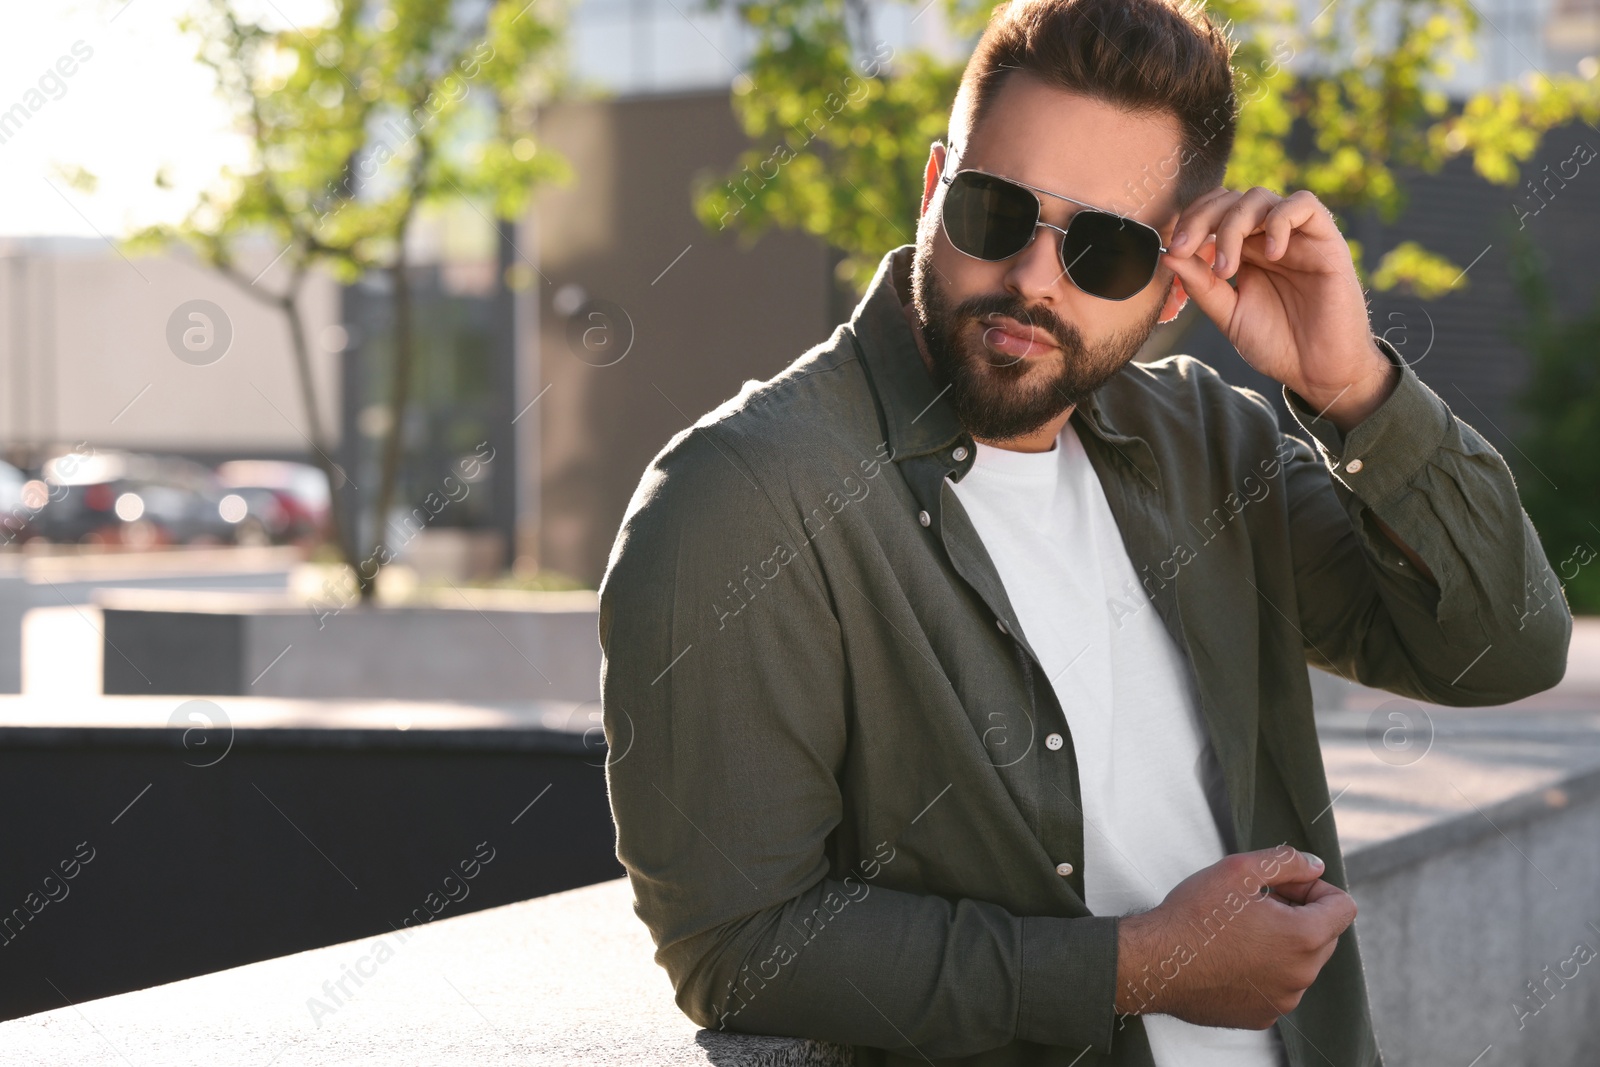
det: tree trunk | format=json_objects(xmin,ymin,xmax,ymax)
[
  {"xmin": 367, "ymin": 217, "xmax": 417, "ymax": 602},
  {"xmin": 281, "ymin": 291, "xmax": 358, "ymax": 583}
]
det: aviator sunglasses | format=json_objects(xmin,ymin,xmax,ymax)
[{"xmin": 938, "ymin": 141, "xmax": 1169, "ymax": 301}]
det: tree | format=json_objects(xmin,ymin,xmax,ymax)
[
  {"xmin": 1509, "ymin": 232, "xmax": 1600, "ymax": 614},
  {"xmin": 692, "ymin": 0, "xmax": 1600, "ymax": 298},
  {"xmin": 133, "ymin": 0, "xmax": 570, "ymax": 598}
]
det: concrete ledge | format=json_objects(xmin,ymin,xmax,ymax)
[
  {"xmin": 1315, "ymin": 705, "xmax": 1600, "ymax": 884},
  {"xmin": 0, "ymin": 693, "xmax": 600, "ymax": 754},
  {"xmin": 1, "ymin": 877, "xmax": 711, "ymax": 1066},
  {"xmin": 89, "ymin": 589, "xmax": 602, "ymax": 703},
  {"xmin": 3, "ymin": 695, "xmax": 1598, "ymax": 1064},
  {"xmin": 694, "ymin": 1034, "xmax": 854, "ymax": 1066},
  {"xmin": 0, "ymin": 547, "xmax": 297, "ymax": 693}
]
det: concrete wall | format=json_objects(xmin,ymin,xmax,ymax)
[
  {"xmin": 0, "ymin": 710, "xmax": 620, "ymax": 1023},
  {"xmin": 1352, "ymin": 766, "xmax": 1600, "ymax": 1065}
]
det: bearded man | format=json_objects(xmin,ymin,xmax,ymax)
[{"xmin": 596, "ymin": 0, "xmax": 1572, "ymax": 1063}]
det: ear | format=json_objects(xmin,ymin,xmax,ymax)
[
  {"xmin": 1157, "ymin": 238, "xmax": 1216, "ymax": 324},
  {"xmin": 919, "ymin": 142, "xmax": 947, "ymax": 218}
]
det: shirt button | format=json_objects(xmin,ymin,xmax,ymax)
[
  {"xmin": 1345, "ymin": 458, "xmax": 1364, "ymax": 473},
  {"xmin": 996, "ymin": 618, "xmax": 1009, "ymax": 635},
  {"xmin": 1055, "ymin": 862, "xmax": 1074, "ymax": 877},
  {"xmin": 1045, "ymin": 732, "xmax": 1064, "ymax": 751},
  {"xmin": 952, "ymin": 445, "xmax": 969, "ymax": 462},
  {"xmin": 917, "ymin": 510, "xmax": 931, "ymax": 527}
]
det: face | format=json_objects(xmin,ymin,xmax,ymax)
[{"xmin": 910, "ymin": 74, "xmax": 1191, "ymax": 443}]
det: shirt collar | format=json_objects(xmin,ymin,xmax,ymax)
[{"xmin": 845, "ymin": 244, "xmax": 1144, "ymax": 467}]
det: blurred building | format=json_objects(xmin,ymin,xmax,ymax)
[
  {"xmin": 4, "ymin": 0, "xmax": 1596, "ymax": 587},
  {"xmin": 0, "ymin": 236, "xmax": 341, "ymax": 469},
  {"xmin": 529, "ymin": 0, "xmax": 1600, "ymax": 585}
]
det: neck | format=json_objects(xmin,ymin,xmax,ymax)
[{"xmin": 901, "ymin": 299, "xmax": 1075, "ymax": 453}]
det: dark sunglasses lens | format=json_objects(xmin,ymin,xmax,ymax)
[
  {"xmin": 1061, "ymin": 210, "xmax": 1162, "ymax": 300},
  {"xmin": 943, "ymin": 172, "xmax": 1038, "ymax": 260}
]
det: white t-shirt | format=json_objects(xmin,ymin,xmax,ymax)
[{"xmin": 947, "ymin": 419, "xmax": 1287, "ymax": 1066}]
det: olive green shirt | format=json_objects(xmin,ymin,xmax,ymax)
[{"xmin": 597, "ymin": 243, "xmax": 1571, "ymax": 1066}]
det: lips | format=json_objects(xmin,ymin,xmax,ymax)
[{"xmin": 979, "ymin": 314, "xmax": 1060, "ymax": 357}]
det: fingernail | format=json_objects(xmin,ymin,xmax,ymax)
[
  {"xmin": 1171, "ymin": 231, "xmax": 1189, "ymax": 250},
  {"xmin": 1264, "ymin": 236, "xmax": 1276, "ymax": 256},
  {"xmin": 1213, "ymin": 252, "xmax": 1226, "ymax": 273},
  {"xmin": 1303, "ymin": 852, "xmax": 1324, "ymax": 870}
]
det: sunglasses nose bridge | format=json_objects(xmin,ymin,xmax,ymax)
[{"xmin": 1010, "ymin": 216, "xmax": 1075, "ymax": 286}]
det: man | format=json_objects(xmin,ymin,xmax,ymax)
[{"xmin": 596, "ymin": 0, "xmax": 1571, "ymax": 1062}]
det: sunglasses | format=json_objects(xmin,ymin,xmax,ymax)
[{"xmin": 938, "ymin": 145, "xmax": 1169, "ymax": 301}]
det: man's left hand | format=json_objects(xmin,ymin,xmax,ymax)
[{"xmin": 1160, "ymin": 186, "xmax": 1398, "ymax": 433}]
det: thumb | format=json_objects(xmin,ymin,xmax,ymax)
[
  {"xmin": 1253, "ymin": 845, "xmax": 1326, "ymax": 889},
  {"xmin": 1162, "ymin": 244, "xmax": 1236, "ymax": 331}
]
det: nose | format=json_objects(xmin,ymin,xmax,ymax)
[{"xmin": 1002, "ymin": 222, "xmax": 1067, "ymax": 307}]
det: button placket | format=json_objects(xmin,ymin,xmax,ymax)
[
  {"xmin": 921, "ymin": 453, "xmax": 1088, "ymax": 889},
  {"xmin": 1015, "ymin": 649, "xmax": 1085, "ymax": 894}
]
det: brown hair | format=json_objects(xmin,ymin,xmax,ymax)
[{"xmin": 950, "ymin": 0, "xmax": 1238, "ymax": 214}]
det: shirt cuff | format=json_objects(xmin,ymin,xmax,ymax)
[
  {"xmin": 1283, "ymin": 334, "xmax": 1453, "ymax": 506},
  {"xmin": 1016, "ymin": 913, "xmax": 1121, "ymax": 1054}
]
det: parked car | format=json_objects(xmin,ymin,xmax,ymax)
[
  {"xmin": 32, "ymin": 451, "xmax": 240, "ymax": 547},
  {"xmin": 214, "ymin": 460, "xmax": 330, "ymax": 545},
  {"xmin": 0, "ymin": 460, "xmax": 33, "ymax": 544}
]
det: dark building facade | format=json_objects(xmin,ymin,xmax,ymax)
[{"xmin": 532, "ymin": 90, "xmax": 854, "ymax": 585}]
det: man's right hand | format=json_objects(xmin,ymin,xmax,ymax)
[{"xmin": 1112, "ymin": 846, "xmax": 1358, "ymax": 1029}]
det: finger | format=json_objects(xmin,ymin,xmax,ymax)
[
  {"xmin": 1260, "ymin": 190, "xmax": 1338, "ymax": 263},
  {"xmin": 1162, "ymin": 243, "xmax": 1237, "ymax": 331},
  {"xmin": 1212, "ymin": 186, "xmax": 1282, "ymax": 279},
  {"xmin": 1299, "ymin": 882, "xmax": 1359, "ymax": 941},
  {"xmin": 1166, "ymin": 187, "xmax": 1239, "ymax": 257},
  {"xmin": 1262, "ymin": 876, "xmax": 1321, "ymax": 905},
  {"xmin": 1237, "ymin": 231, "xmax": 1281, "ymax": 266},
  {"xmin": 1299, "ymin": 877, "xmax": 1352, "ymax": 906}
]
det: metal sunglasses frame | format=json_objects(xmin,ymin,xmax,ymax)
[{"xmin": 937, "ymin": 142, "xmax": 1169, "ymax": 301}]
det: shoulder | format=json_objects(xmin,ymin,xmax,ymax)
[
  {"xmin": 1110, "ymin": 353, "xmax": 1279, "ymax": 432},
  {"xmin": 1093, "ymin": 355, "xmax": 1320, "ymax": 494},
  {"xmin": 601, "ymin": 326, "xmax": 879, "ymax": 577}
]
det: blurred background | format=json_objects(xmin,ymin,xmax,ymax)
[{"xmin": 0, "ymin": 0, "xmax": 1598, "ymax": 1062}]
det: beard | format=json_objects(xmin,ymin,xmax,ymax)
[{"xmin": 909, "ymin": 230, "xmax": 1164, "ymax": 443}]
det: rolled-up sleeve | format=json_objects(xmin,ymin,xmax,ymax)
[
  {"xmin": 1281, "ymin": 335, "xmax": 1571, "ymax": 704},
  {"xmin": 597, "ymin": 421, "xmax": 1123, "ymax": 1059}
]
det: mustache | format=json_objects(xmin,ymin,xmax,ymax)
[{"xmin": 949, "ymin": 292, "xmax": 1081, "ymax": 354}]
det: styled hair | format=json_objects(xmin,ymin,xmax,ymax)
[{"xmin": 949, "ymin": 0, "xmax": 1238, "ymax": 213}]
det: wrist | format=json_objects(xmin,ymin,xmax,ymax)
[
  {"xmin": 1291, "ymin": 338, "xmax": 1399, "ymax": 434},
  {"xmin": 1114, "ymin": 909, "xmax": 1170, "ymax": 1016}
]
